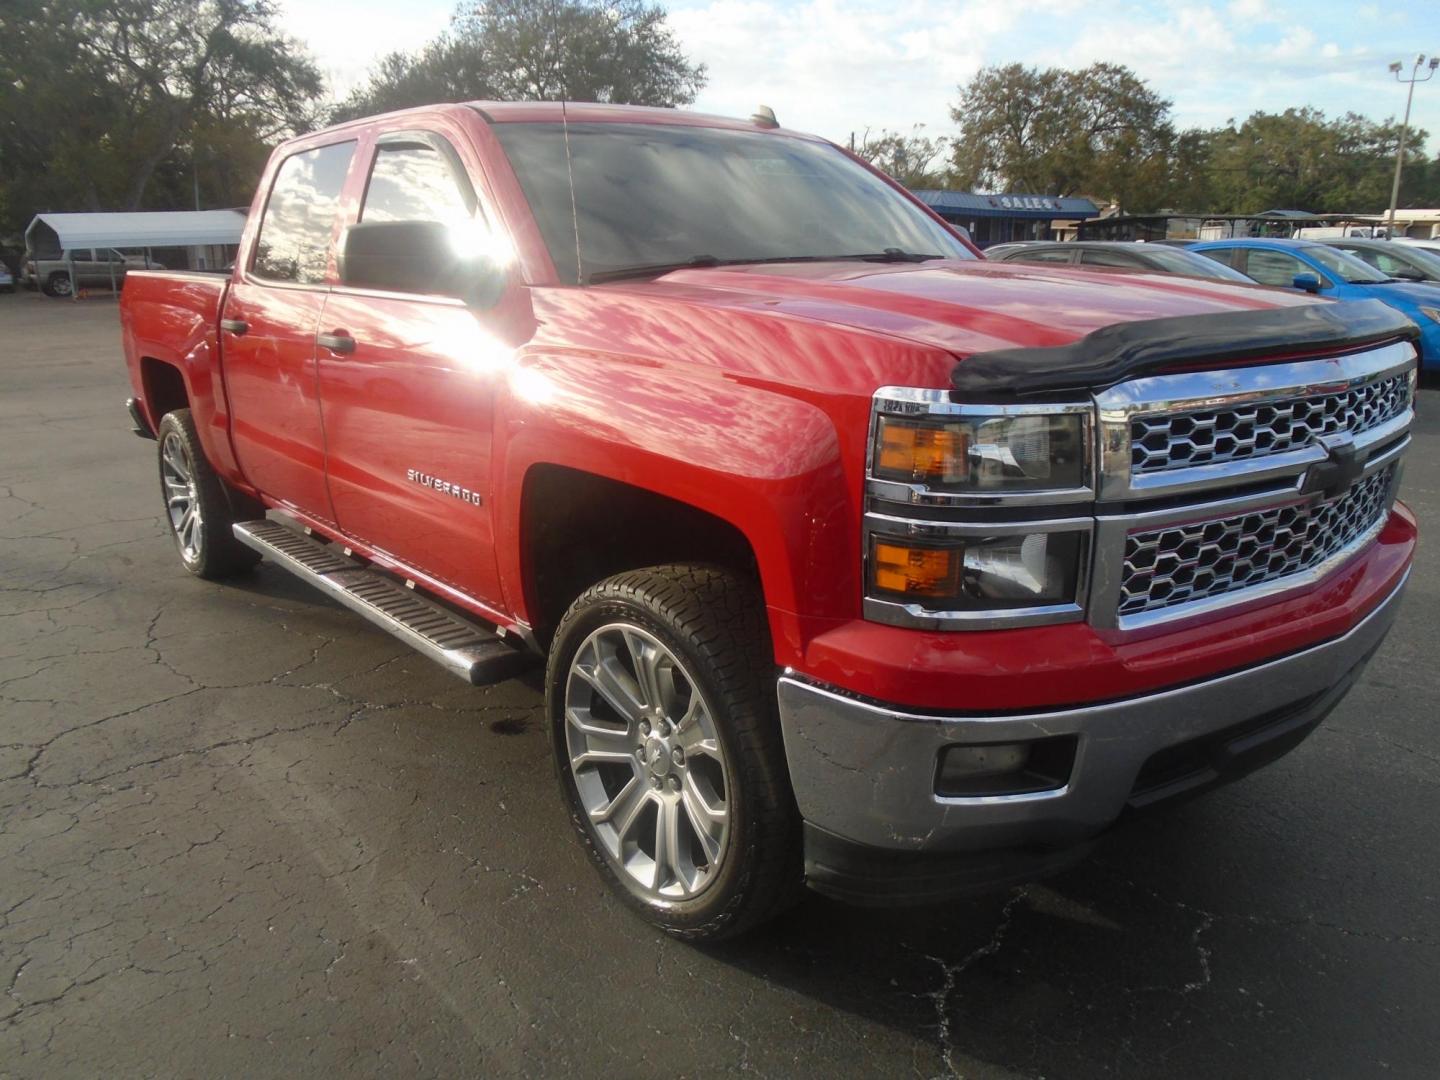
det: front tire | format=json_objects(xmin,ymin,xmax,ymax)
[
  {"xmin": 155, "ymin": 409, "xmax": 263, "ymax": 579},
  {"xmin": 546, "ymin": 565, "xmax": 802, "ymax": 941},
  {"xmin": 43, "ymin": 272, "xmax": 71, "ymax": 297}
]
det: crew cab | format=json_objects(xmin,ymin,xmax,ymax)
[{"xmin": 120, "ymin": 103, "xmax": 1419, "ymax": 940}]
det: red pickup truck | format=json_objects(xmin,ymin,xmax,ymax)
[{"xmin": 120, "ymin": 102, "xmax": 1419, "ymax": 941}]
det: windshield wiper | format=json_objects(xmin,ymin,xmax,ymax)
[
  {"xmin": 586, "ymin": 255, "xmax": 725, "ymax": 284},
  {"xmin": 585, "ymin": 249, "xmax": 946, "ymax": 284}
]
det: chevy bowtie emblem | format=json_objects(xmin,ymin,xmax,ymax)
[{"xmin": 1301, "ymin": 433, "xmax": 1365, "ymax": 500}]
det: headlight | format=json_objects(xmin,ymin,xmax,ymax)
[
  {"xmin": 873, "ymin": 412, "xmax": 1087, "ymax": 492},
  {"xmin": 869, "ymin": 531, "xmax": 1087, "ymax": 612}
]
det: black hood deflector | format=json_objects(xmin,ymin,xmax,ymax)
[{"xmin": 950, "ymin": 299, "xmax": 1419, "ymax": 400}]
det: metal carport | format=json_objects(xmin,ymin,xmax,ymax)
[{"xmin": 23, "ymin": 211, "xmax": 246, "ymax": 298}]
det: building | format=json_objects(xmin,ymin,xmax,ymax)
[{"xmin": 912, "ymin": 190, "xmax": 1101, "ymax": 248}]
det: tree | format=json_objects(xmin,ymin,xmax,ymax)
[
  {"xmin": 1202, "ymin": 108, "xmax": 1432, "ymax": 213},
  {"xmin": 948, "ymin": 62, "xmax": 1174, "ymax": 212},
  {"xmin": 851, "ymin": 126, "xmax": 950, "ymax": 189},
  {"xmin": 0, "ymin": 0, "xmax": 322, "ymax": 234},
  {"xmin": 336, "ymin": 0, "xmax": 706, "ymax": 121}
]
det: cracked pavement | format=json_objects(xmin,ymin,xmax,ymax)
[{"xmin": 2, "ymin": 293, "xmax": 1438, "ymax": 1078}]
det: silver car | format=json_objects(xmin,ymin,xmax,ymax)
[{"xmin": 24, "ymin": 248, "xmax": 161, "ymax": 296}]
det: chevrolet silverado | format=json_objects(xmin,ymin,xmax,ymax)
[{"xmin": 119, "ymin": 102, "xmax": 1419, "ymax": 940}]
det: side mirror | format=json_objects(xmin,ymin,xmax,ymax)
[
  {"xmin": 1292, "ymin": 272, "xmax": 1322, "ymax": 293},
  {"xmin": 340, "ymin": 220, "xmax": 506, "ymax": 305}
]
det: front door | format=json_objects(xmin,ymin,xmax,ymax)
[
  {"xmin": 317, "ymin": 132, "xmax": 523, "ymax": 610},
  {"xmin": 221, "ymin": 139, "xmax": 357, "ymax": 523}
]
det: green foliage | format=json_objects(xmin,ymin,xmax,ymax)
[
  {"xmin": 946, "ymin": 62, "xmax": 1440, "ymax": 215},
  {"xmin": 0, "ymin": 0, "xmax": 322, "ymax": 237},
  {"xmin": 949, "ymin": 62, "xmax": 1173, "ymax": 211},
  {"xmin": 336, "ymin": 0, "xmax": 706, "ymax": 122},
  {"xmin": 1200, "ymin": 108, "xmax": 1437, "ymax": 213},
  {"xmin": 851, "ymin": 126, "xmax": 951, "ymax": 189}
]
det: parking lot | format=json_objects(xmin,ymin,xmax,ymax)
[{"xmin": 2, "ymin": 292, "xmax": 1437, "ymax": 1078}]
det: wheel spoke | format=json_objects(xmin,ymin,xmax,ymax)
[
  {"xmin": 681, "ymin": 776, "xmax": 724, "ymax": 864},
  {"xmin": 652, "ymin": 796, "xmax": 683, "ymax": 891},
  {"xmin": 674, "ymin": 698, "xmax": 720, "ymax": 757},
  {"xmin": 566, "ymin": 708, "xmax": 636, "ymax": 767},
  {"xmin": 594, "ymin": 774, "xmax": 651, "ymax": 842},
  {"xmin": 162, "ymin": 443, "xmax": 190, "ymax": 480},
  {"xmin": 575, "ymin": 656, "xmax": 646, "ymax": 725},
  {"xmin": 624, "ymin": 629, "xmax": 673, "ymax": 713}
]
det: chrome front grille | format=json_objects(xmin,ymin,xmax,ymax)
[
  {"xmin": 1130, "ymin": 370, "xmax": 1412, "ymax": 476},
  {"xmin": 1118, "ymin": 465, "xmax": 1397, "ymax": 618}
]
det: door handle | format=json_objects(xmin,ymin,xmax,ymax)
[
  {"xmin": 220, "ymin": 318, "xmax": 248, "ymax": 335},
  {"xmin": 317, "ymin": 332, "xmax": 357, "ymax": 355}
]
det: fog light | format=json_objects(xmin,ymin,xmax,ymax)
[{"xmin": 935, "ymin": 736, "xmax": 1077, "ymax": 798}]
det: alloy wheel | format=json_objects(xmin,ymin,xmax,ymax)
[
  {"xmin": 564, "ymin": 623, "xmax": 731, "ymax": 900},
  {"xmin": 160, "ymin": 431, "xmax": 202, "ymax": 563}
]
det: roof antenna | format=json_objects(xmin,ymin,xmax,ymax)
[
  {"xmin": 561, "ymin": 101, "xmax": 583, "ymax": 284},
  {"xmin": 750, "ymin": 105, "xmax": 779, "ymax": 129}
]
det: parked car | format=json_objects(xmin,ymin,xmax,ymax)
[
  {"xmin": 24, "ymin": 248, "xmax": 161, "ymax": 296},
  {"xmin": 1190, "ymin": 238, "xmax": 1440, "ymax": 369},
  {"xmin": 1324, "ymin": 237, "xmax": 1440, "ymax": 287},
  {"xmin": 119, "ymin": 102, "xmax": 1419, "ymax": 940},
  {"xmin": 0, "ymin": 263, "xmax": 14, "ymax": 293},
  {"xmin": 1393, "ymin": 236, "xmax": 1440, "ymax": 258},
  {"xmin": 986, "ymin": 240, "xmax": 1256, "ymax": 282}
]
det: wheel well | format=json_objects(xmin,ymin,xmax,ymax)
[
  {"xmin": 141, "ymin": 357, "xmax": 189, "ymax": 421},
  {"xmin": 521, "ymin": 465, "xmax": 760, "ymax": 647}
]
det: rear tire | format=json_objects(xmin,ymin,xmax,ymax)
[
  {"xmin": 546, "ymin": 564, "xmax": 802, "ymax": 941},
  {"xmin": 155, "ymin": 409, "xmax": 263, "ymax": 579},
  {"xmin": 43, "ymin": 272, "xmax": 71, "ymax": 297}
]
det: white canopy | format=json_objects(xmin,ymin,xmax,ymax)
[{"xmin": 25, "ymin": 210, "xmax": 246, "ymax": 250}]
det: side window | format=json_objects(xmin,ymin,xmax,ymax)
[
  {"xmin": 360, "ymin": 141, "xmax": 474, "ymax": 227},
  {"xmin": 252, "ymin": 141, "xmax": 356, "ymax": 284},
  {"xmin": 1079, "ymin": 249, "xmax": 1141, "ymax": 268},
  {"xmin": 1371, "ymin": 251, "xmax": 1414, "ymax": 276},
  {"xmin": 1241, "ymin": 250, "xmax": 1310, "ymax": 287},
  {"xmin": 1014, "ymin": 249, "xmax": 1073, "ymax": 264}
]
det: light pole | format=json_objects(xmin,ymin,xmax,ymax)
[{"xmin": 1386, "ymin": 54, "xmax": 1439, "ymax": 238}]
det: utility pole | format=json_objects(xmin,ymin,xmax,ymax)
[{"xmin": 1386, "ymin": 54, "xmax": 1438, "ymax": 238}]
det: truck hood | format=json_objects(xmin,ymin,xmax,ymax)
[{"xmin": 608, "ymin": 259, "xmax": 1320, "ymax": 361}]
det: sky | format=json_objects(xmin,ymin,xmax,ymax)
[{"xmin": 278, "ymin": 0, "xmax": 1440, "ymax": 158}]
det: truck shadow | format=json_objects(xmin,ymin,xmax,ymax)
[{"xmin": 698, "ymin": 797, "xmax": 1361, "ymax": 1077}]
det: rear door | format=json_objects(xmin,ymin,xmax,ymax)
[
  {"xmin": 317, "ymin": 130, "xmax": 520, "ymax": 610},
  {"xmin": 221, "ymin": 139, "xmax": 356, "ymax": 523}
]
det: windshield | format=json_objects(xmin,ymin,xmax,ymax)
[
  {"xmin": 493, "ymin": 122, "xmax": 974, "ymax": 284},
  {"xmin": 1303, "ymin": 245, "xmax": 1389, "ymax": 284},
  {"xmin": 1142, "ymin": 246, "xmax": 1252, "ymax": 281}
]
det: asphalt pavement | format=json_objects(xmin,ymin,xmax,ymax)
[{"xmin": 2, "ymin": 292, "xmax": 1437, "ymax": 1078}]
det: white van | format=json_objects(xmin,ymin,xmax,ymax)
[{"xmin": 1293, "ymin": 225, "xmax": 1389, "ymax": 240}]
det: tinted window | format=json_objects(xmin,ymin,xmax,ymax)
[
  {"xmin": 1303, "ymin": 245, "xmax": 1386, "ymax": 284},
  {"xmin": 253, "ymin": 141, "xmax": 356, "ymax": 284},
  {"xmin": 1142, "ymin": 246, "xmax": 1252, "ymax": 281},
  {"xmin": 1079, "ymin": 248, "xmax": 1142, "ymax": 268},
  {"xmin": 1240, "ymin": 249, "xmax": 1311, "ymax": 287},
  {"xmin": 494, "ymin": 122, "xmax": 972, "ymax": 284},
  {"xmin": 361, "ymin": 142, "xmax": 473, "ymax": 227}
]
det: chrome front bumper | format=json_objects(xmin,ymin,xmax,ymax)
[{"xmin": 777, "ymin": 572, "xmax": 1407, "ymax": 856}]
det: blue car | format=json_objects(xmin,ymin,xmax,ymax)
[{"xmin": 1189, "ymin": 238, "xmax": 1440, "ymax": 369}]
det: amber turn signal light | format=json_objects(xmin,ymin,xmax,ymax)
[
  {"xmin": 872, "ymin": 540, "xmax": 961, "ymax": 599},
  {"xmin": 875, "ymin": 419, "xmax": 966, "ymax": 484}
]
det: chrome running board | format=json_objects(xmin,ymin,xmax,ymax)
[{"xmin": 233, "ymin": 519, "xmax": 531, "ymax": 686}]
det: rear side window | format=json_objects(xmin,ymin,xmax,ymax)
[
  {"xmin": 252, "ymin": 141, "xmax": 356, "ymax": 284},
  {"xmin": 360, "ymin": 142, "xmax": 474, "ymax": 227}
]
